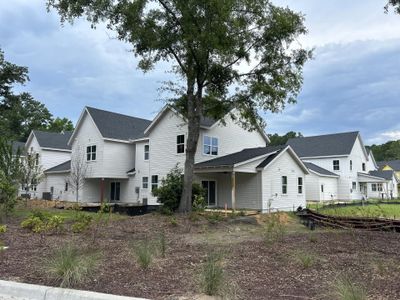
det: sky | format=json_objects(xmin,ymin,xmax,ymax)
[{"xmin": 1, "ymin": 1, "xmax": 400, "ymax": 145}]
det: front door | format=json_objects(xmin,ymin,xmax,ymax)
[
  {"xmin": 202, "ymin": 181, "xmax": 217, "ymax": 207},
  {"xmin": 110, "ymin": 182, "xmax": 120, "ymax": 201}
]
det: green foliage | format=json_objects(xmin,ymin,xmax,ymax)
[
  {"xmin": 385, "ymin": 0, "xmax": 400, "ymax": 14},
  {"xmin": 321, "ymin": 204, "xmax": 400, "ymax": 219},
  {"xmin": 263, "ymin": 213, "xmax": 286, "ymax": 245},
  {"xmin": 153, "ymin": 165, "xmax": 205, "ymax": 212},
  {"xmin": 0, "ymin": 224, "xmax": 6, "ymax": 233},
  {"xmin": 206, "ymin": 212, "xmax": 224, "ymax": 224},
  {"xmin": 133, "ymin": 240, "xmax": 154, "ymax": 269},
  {"xmin": 168, "ymin": 216, "xmax": 178, "ymax": 227},
  {"xmin": 292, "ymin": 250, "xmax": 317, "ymax": 269},
  {"xmin": 268, "ymin": 131, "xmax": 303, "ymax": 146},
  {"xmin": 44, "ymin": 245, "xmax": 100, "ymax": 288},
  {"xmin": 200, "ymin": 251, "xmax": 225, "ymax": 296},
  {"xmin": 332, "ymin": 276, "xmax": 367, "ymax": 300},
  {"xmin": 21, "ymin": 213, "xmax": 64, "ymax": 234},
  {"xmin": 71, "ymin": 212, "xmax": 93, "ymax": 233},
  {"xmin": 367, "ymin": 140, "xmax": 400, "ymax": 161},
  {"xmin": 46, "ymin": 117, "xmax": 74, "ymax": 133},
  {"xmin": 192, "ymin": 194, "xmax": 206, "ymax": 212}
]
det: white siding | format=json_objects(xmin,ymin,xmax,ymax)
[
  {"xmin": 45, "ymin": 173, "xmax": 75, "ymax": 201},
  {"xmin": 261, "ymin": 151, "xmax": 306, "ymax": 211},
  {"xmin": 305, "ymin": 173, "xmax": 338, "ymax": 201}
]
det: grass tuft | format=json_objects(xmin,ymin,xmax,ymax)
[
  {"xmin": 134, "ymin": 240, "xmax": 154, "ymax": 269},
  {"xmin": 292, "ymin": 250, "xmax": 317, "ymax": 269},
  {"xmin": 200, "ymin": 251, "xmax": 224, "ymax": 296},
  {"xmin": 333, "ymin": 276, "xmax": 367, "ymax": 300}
]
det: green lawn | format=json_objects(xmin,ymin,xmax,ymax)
[{"xmin": 320, "ymin": 204, "xmax": 400, "ymax": 219}]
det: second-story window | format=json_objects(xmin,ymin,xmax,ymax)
[
  {"xmin": 362, "ymin": 163, "xmax": 366, "ymax": 171},
  {"xmin": 298, "ymin": 177, "xmax": 303, "ymax": 194},
  {"xmin": 86, "ymin": 145, "xmax": 96, "ymax": 161},
  {"xmin": 282, "ymin": 176, "xmax": 288, "ymax": 194},
  {"xmin": 142, "ymin": 177, "xmax": 148, "ymax": 189},
  {"xmin": 177, "ymin": 135, "xmax": 185, "ymax": 154},
  {"xmin": 144, "ymin": 144, "xmax": 149, "ymax": 160},
  {"xmin": 350, "ymin": 160, "xmax": 352, "ymax": 171},
  {"xmin": 203, "ymin": 135, "xmax": 218, "ymax": 156},
  {"xmin": 35, "ymin": 153, "xmax": 39, "ymax": 166},
  {"xmin": 333, "ymin": 160, "xmax": 340, "ymax": 171}
]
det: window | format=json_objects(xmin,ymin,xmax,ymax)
[
  {"xmin": 372, "ymin": 183, "xmax": 377, "ymax": 192},
  {"xmin": 86, "ymin": 145, "xmax": 96, "ymax": 161},
  {"xmin": 202, "ymin": 181, "xmax": 217, "ymax": 206},
  {"xmin": 177, "ymin": 134, "xmax": 185, "ymax": 154},
  {"xmin": 350, "ymin": 160, "xmax": 352, "ymax": 171},
  {"xmin": 352, "ymin": 182, "xmax": 357, "ymax": 191},
  {"xmin": 31, "ymin": 179, "xmax": 37, "ymax": 192},
  {"xmin": 298, "ymin": 177, "xmax": 303, "ymax": 194},
  {"xmin": 362, "ymin": 163, "xmax": 366, "ymax": 171},
  {"xmin": 378, "ymin": 183, "xmax": 383, "ymax": 192},
  {"xmin": 321, "ymin": 184, "xmax": 324, "ymax": 193},
  {"xmin": 142, "ymin": 177, "xmax": 148, "ymax": 189},
  {"xmin": 333, "ymin": 160, "xmax": 340, "ymax": 171},
  {"xmin": 282, "ymin": 176, "xmax": 287, "ymax": 194},
  {"xmin": 35, "ymin": 153, "xmax": 39, "ymax": 166},
  {"xmin": 203, "ymin": 136, "xmax": 218, "ymax": 156},
  {"xmin": 110, "ymin": 182, "xmax": 120, "ymax": 201},
  {"xmin": 65, "ymin": 182, "xmax": 68, "ymax": 192},
  {"xmin": 144, "ymin": 144, "xmax": 149, "ymax": 160},
  {"xmin": 151, "ymin": 175, "xmax": 158, "ymax": 191}
]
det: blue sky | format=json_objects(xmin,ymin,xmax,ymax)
[{"xmin": 1, "ymin": 1, "xmax": 400, "ymax": 145}]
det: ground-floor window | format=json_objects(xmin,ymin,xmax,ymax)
[
  {"xmin": 110, "ymin": 182, "xmax": 120, "ymax": 201},
  {"xmin": 352, "ymin": 182, "xmax": 357, "ymax": 192},
  {"xmin": 142, "ymin": 177, "xmax": 148, "ymax": 189},
  {"xmin": 151, "ymin": 175, "xmax": 158, "ymax": 191},
  {"xmin": 298, "ymin": 177, "xmax": 303, "ymax": 194},
  {"xmin": 202, "ymin": 180, "xmax": 216, "ymax": 206},
  {"xmin": 378, "ymin": 183, "xmax": 383, "ymax": 192},
  {"xmin": 321, "ymin": 184, "xmax": 324, "ymax": 193},
  {"xmin": 65, "ymin": 182, "xmax": 68, "ymax": 192},
  {"xmin": 372, "ymin": 183, "xmax": 377, "ymax": 191},
  {"xmin": 281, "ymin": 176, "xmax": 287, "ymax": 194}
]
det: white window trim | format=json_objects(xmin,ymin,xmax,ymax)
[
  {"xmin": 151, "ymin": 175, "xmax": 158, "ymax": 191},
  {"xmin": 203, "ymin": 135, "xmax": 219, "ymax": 156},
  {"xmin": 86, "ymin": 144, "xmax": 97, "ymax": 162},
  {"xmin": 176, "ymin": 134, "xmax": 185, "ymax": 154},
  {"xmin": 144, "ymin": 144, "xmax": 149, "ymax": 161},
  {"xmin": 142, "ymin": 177, "xmax": 148, "ymax": 189},
  {"xmin": 298, "ymin": 177, "xmax": 303, "ymax": 194},
  {"xmin": 333, "ymin": 160, "xmax": 340, "ymax": 171},
  {"xmin": 281, "ymin": 176, "xmax": 288, "ymax": 195}
]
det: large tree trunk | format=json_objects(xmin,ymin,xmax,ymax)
[{"xmin": 179, "ymin": 86, "xmax": 201, "ymax": 213}]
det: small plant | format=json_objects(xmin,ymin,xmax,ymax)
[
  {"xmin": 158, "ymin": 231, "xmax": 167, "ymax": 258},
  {"xmin": 293, "ymin": 251, "xmax": 317, "ymax": 269},
  {"xmin": 192, "ymin": 194, "xmax": 206, "ymax": 212},
  {"xmin": 133, "ymin": 240, "xmax": 154, "ymax": 269},
  {"xmin": 71, "ymin": 212, "xmax": 92, "ymax": 233},
  {"xmin": 0, "ymin": 225, "xmax": 6, "ymax": 233},
  {"xmin": 200, "ymin": 251, "xmax": 224, "ymax": 296},
  {"xmin": 91, "ymin": 203, "xmax": 112, "ymax": 242},
  {"xmin": 332, "ymin": 276, "xmax": 367, "ymax": 300},
  {"xmin": 189, "ymin": 211, "xmax": 201, "ymax": 222},
  {"xmin": 44, "ymin": 245, "xmax": 100, "ymax": 288},
  {"xmin": 21, "ymin": 214, "xmax": 64, "ymax": 234},
  {"xmin": 169, "ymin": 215, "xmax": 178, "ymax": 226},
  {"xmin": 263, "ymin": 213, "xmax": 286, "ymax": 245},
  {"xmin": 21, "ymin": 216, "xmax": 44, "ymax": 232},
  {"xmin": 206, "ymin": 212, "xmax": 224, "ymax": 224}
]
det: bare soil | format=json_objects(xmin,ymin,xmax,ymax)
[{"xmin": 1, "ymin": 208, "xmax": 400, "ymax": 300}]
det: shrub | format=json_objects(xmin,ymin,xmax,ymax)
[
  {"xmin": 192, "ymin": 194, "xmax": 206, "ymax": 212},
  {"xmin": 263, "ymin": 213, "xmax": 286, "ymax": 246},
  {"xmin": 134, "ymin": 240, "xmax": 154, "ymax": 269},
  {"xmin": 153, "ymin": 165, "xmax": 205, "ymax": 212},
  {"xmin": 200, "ymin": 252, "xmax": 224, "ymax": 296},
  {"xmin": 44, "ymin": 245, "xmax": 100, "ymax": 288},
  {"xmin": 293, "ymin": 251, "xmax": 317, "ymax": 269},
  {"xmin": 21, "ymin": 214, "xmax": 64, "ymax": 234},
  {"xmin": 0, "ymin": 225, "xmax": 6, "ymax": 233},
  {"xmin": 72, "ymin": 212, "xmax": 93, "ymax": 233},
  {"xmin": 332, "ymin": 276, "xmax": 367, "ymax": 300}
]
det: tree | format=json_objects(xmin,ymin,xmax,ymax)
[
  {"xmin": 19, "ymin": 149, "xmax": 44, "ymax": 197},
  {"xmin": 268, "ymin": 131, "xmax": 303, "ymax": 146},
  {"xmin": 67, "ymin": 145, "xmax": 88, "ymax": 202},
  {"xmin": 47, "ymin": 0, "xmax": 312, "ymax": 212},
  {"xmin": 385, "ymin": 0, "xmax": 400, "ymax": 14},
  {"xmin": 368, "ymin": 140, "xmax": 400, "ymax": 162},
  {"xmin": 46, "ymin": 117, "xmax": 74, "ymax": 133},
  {"xmin": 0, "ymin": 138, "xmax": 22, "ymax": 216}
]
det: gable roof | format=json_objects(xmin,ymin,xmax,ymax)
[
  {"xmin": 85, "ymin": 107, "xmax": 152, "ymax": 142},
  {"xmin": 44, "ymin": 160, "xmax": 71, "ymax": 173},
  {"xmin": 195, "ymin": 145, "xmax": 285, "ymax": 169},
  {"xmin": 287, "ymin": 131, "xmax": 360, "ymax": 158},
  {"xmin": 12, "ymin": 141, "xmax": 25, "ymax": 155},
  {"xmin": 369, "ymin": 170, "xmax": 396, "ymax": 181},
  {"xmin": 304, "ymin": 162, "xmax": 339, "ymax": 177},
  {"xmin": 377, "ymin": 160, "xmax": 400, "ymax": 171},
  {"xmin": 30, "ymin": 130, "xmax": 72, "ymax": 150}
]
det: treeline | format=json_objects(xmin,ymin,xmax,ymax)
[
  {"xmin": 0, "ymin": 48, "xmax": 74, "ymax": 142},
  {"xmin": 367, "ymin": 141, "xmax": 400, "ymax": 162}
]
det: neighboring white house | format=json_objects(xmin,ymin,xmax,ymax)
[
  {"xmin": 287, "ymin": 131, "xmax": 399, "ymax": 201},
  {"xmin": 44, "ymin": 106, "xmax": 308, "ymax": 212},
  {"xmin": 23, "ymin": 130, "xmax": 72, "ymax": 198}
]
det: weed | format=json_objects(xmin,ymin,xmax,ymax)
[
  {"xmin": 200, "ymin": 251, "xmax": 224, "ymax": 296},
  {"xmin": 169, "ymin": 215, "xmax": 178, "ymax": 226},
  {"xmin": 332, "ymin": 275, "xmax": 367, "ymax": 300},
  {"xmin": 206, "ymin": 212, "xmax": 224, "ymax": 224},
  {"xmin": 0, "ymin": 225, "xmax": 6, "ymax": 233},
  {"xmin": 189, "ymin": 211, "xmax": 201, "ymax": 222},
  {"xmin": 263, "ymin": 213, "xmax": 286, "ymax": 245},
  {"xmin": 293, "ymin": 250, "xmax": 317, "ymax": 269},
  {"xmin": 158, "ymin": 231, "xmax": 167, "ymax": 258},
  {"xmin": 44, "ymin": 245, "xmax": 100, "ymax": 288},
  {"xmin": 133, "ymin": 240, "xmax": 154, "ymax": 269},
  {"xmin": 71, "ymin": 212, "xmax": 92, "ymax": 233}
]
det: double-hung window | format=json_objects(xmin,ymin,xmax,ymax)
[
  {"xmin": 177, "ymin": 135, "xmax": 185, "ymax": 154},
  {"xmin": 144, "ymin": 145, "xmax": 149, "ymax": 160},
  {"xmin": 350, "ymin": 160, "xmax": 352, "ymax": 171},
  {"xmin": 298, "ymin": 177, "xmax": 303, "ymax": 194},
  {"xmin": 142, "ymin": 177, "xmax": 148, "ymax": 189},
  {"xmin": 86, "ymin": 145, "xmax": 96, "ymax": 161},
  {"xmin": 333, "ymin": 160, "xmax": 340, "ymax": 171},
  {"xmin": 282, "ymin": 176, "xmax": 288, "ymax": 194},
  {"xmin": 203, "ymin": 136, "xmax": 218, "ymax": 156},
  {"xmin": 362, "ymin": 163, "xmax": 366, "ymax": 171},
  {"xmin": 65, "ymin": 182, "xmax": 69, "ymax": 192},
  {"xmin": 151, "ymin": 175, "xmax": 158, "ymax": 191},
  {"xmin": 372, "ymin": 183, "xmax": 377, "ymax": 191},
  {"xmin": 378, "ymin": 183, "xmax": 383, "ymax": 192},
  {"xmin": 352, "ymin": 182, "xmax": 357, "ymax": 191}
]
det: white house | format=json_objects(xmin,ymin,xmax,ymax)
[
  {"xmin": 23, "ymin": 130, "xmax": 72, "ymax": 198},
  {"xmin": 44, "ymin": 106, "xmax": 308, "ymax": 212},
  {"xmin": 287, "ymin": 131, "xmax": 399, "ymax": 201}
]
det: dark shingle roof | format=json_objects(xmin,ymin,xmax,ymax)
[
  {"xmin": 86, "ymin": 107, "xmax": 152, "ymax": 141},
  {"xmin": 369, "ymin": 170, "xmax": 395, "ymax": 180},
  {"xmin": 200, "ymin": 115, "xmax": 217, "ymax": 127},
  {"xmin": 45, "ymin": 160, "xmax": 71, "ymax": 173},
  {"xmin": 33, "ymin": 130, "xmax": 72, "ymax": 150},
  {"xmin": 377, "ymin": 160, "xmax": 400, "ymax": 171},
  {"xmin": 12, "ymin": 141, "xmax": 25, "ymax": 154},
  {"xmin": 195, "ymin": 145, "xmax": 285, "ymax": 168},
  {"xmin": 304, "ymin": 162, "xmax": 339, "ymax": 177},
  {"xmin": 287, "ymin": 131, "xmax": 359, "ymax": 158}
]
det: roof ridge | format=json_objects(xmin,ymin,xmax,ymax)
[
  {"xmin": 289, "ymin": 131, "xmax": 359, "ymax": 140},
  {"xmin": 86, "ymin": 106, "xmax": 151, "ymax": 122}
]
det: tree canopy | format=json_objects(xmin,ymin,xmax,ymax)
[
  {"xmin": 268, "ymin": 131, "xmax": 303, "ymax": 146},
  {"xmin": 0, "ymin": 49, "xmax": 74, "ymax": 141},
  {"xmin": 47, "ymin": 0, "xmax": 312, "ymax": 212},
  {"xmin": 385, "ymin": 0, "xmax": 400, "ymax": 14},
  {"xmin": 368, "ymin": 140, "xmax": 400, "ymax": 162}
]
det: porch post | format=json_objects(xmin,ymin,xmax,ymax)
[
  {"xmin": 100, "ymin": 178, "xmax": 105, "ymax": 204},
  {"xmin": 231, "ymin": 171, "xmax": 236, "ymax": 211}
]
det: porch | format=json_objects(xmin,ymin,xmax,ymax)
[{"xmin": 357, "ymin": 173, "xmax": 391, "ymax": 199}]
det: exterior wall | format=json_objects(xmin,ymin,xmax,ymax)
[
  {"xmin": 133, "ymin": 141, "xmax": 151, "ymax": 204},
  {"xmin": 261, "ymin": 151, "xmax": 306, "ymax": 212},
  {"xmin": 305, "ymin": 173, "xmax": 338, "ymax": 201},
  {"xmin": 45, "ymin": 173, "xmax": 75, "ymax": 201},
  {"xmin": 102, "ymin": 140, "xmax": 134, "ymax": 178}
]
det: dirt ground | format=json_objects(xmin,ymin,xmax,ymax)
[{"xmin": 1, "ymin": 208, "xmax": 400, "ymax": 300}]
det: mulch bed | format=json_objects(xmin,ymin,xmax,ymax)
[{"xmin": 1, "ymin": 211, "xmax": 400, "ymax": 299}]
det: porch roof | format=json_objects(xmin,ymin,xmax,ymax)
[
  {"xmin": 44, "ymin": 160, "xmax": 71, "ymax": 174},
  {"xmin": 357, "ymin": 172, "xmax": 387, "ymax": 183},
  {"xmin": 194, "ymin": 145, "xmax": 285, "ymax": 170},
  {"xmin": 369, "ymin": 170, "xmax": 397, "ymax": 181}
]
